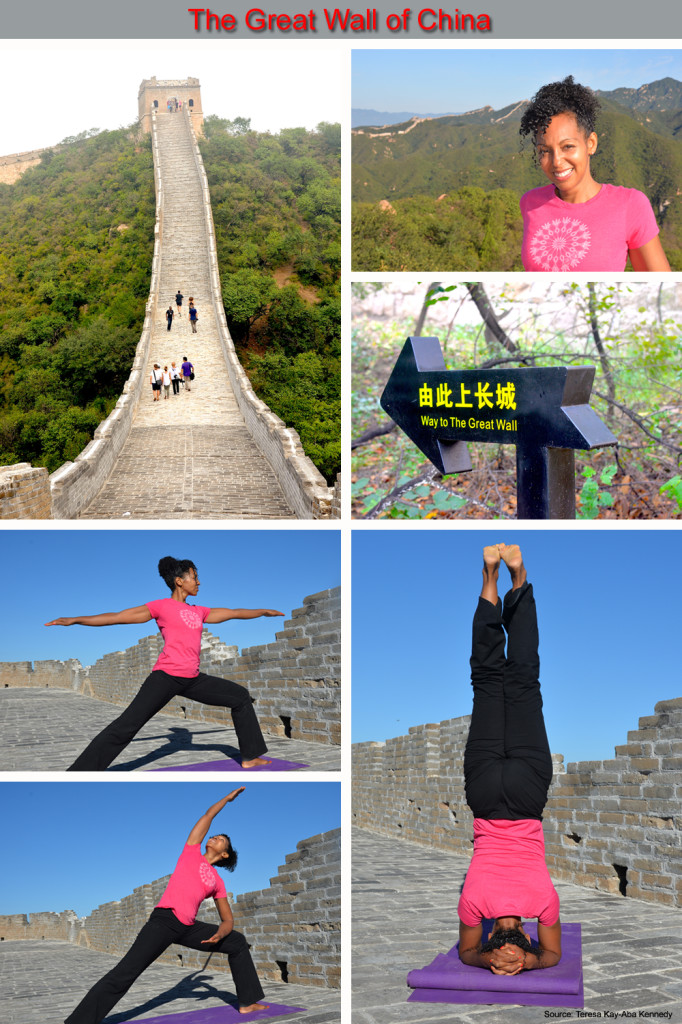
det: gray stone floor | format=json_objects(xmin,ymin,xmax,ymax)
[
  {"xmin": 0, "ymin": 689, "xmax": 340, "ymax": 772},
  {"xmin": 352, "ymin": 827, "xmax": 682, "ymax": 1024},
  {"xmin": 0, "ymin": 940, "xmax": 339, "ymax": 1024}
]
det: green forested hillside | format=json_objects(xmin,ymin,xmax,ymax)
[
  {"xmin": 0, "ymin": 116, "xmax": 341, "ymax": 481},
  {"xmin": 200, "ymin": 117, "xmax": 340, "ymax": 481},
  {"xmin": 0, "ymin": 126, "xmax": 155, "ymax": 470},
  {"xmin": 352, "ymin": 83, "xmax": 682, "ymax": 270}
]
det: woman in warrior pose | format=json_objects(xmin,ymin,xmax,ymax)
[
  {"xmin": 65, "ymin": 788, "xmax": 268, "ymax": 1023},
  {"xmin": 458, "ymin": 544, "xmax": 562, "ymax": 976},
  {"xmin": 519, "ymin": 76, "xmax": 670, "ymax": 272},
  {"xmin": 47, "ymin": 556, "xmax": 282, "ymax": 771}
]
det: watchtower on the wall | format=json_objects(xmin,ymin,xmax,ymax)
[{"xmin": 138, "ymin": 77, "xmax": 204, "ymax": 134}]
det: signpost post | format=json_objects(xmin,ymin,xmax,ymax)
[{"xmin": 380, "ymin": 337, "xmax": 617, "ymax": 519}]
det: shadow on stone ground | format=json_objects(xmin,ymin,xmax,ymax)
[
  {"xmin": 0, "ymin": 690, "xmax": 340, "ymax": 771},
  {"xmin": 352, "ymin": 828, "xmax": 682, "ymax": 1024},
  {"xmin": 0, "ymin": 940, "xmax": 340, "ymax": 1024}
]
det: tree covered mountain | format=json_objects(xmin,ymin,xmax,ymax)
[
  {"xmin": 0, "ymin": 117, "xmax": 340, "ymax": 480},
  {"xmin": 352, "ymin": 78, "xmax": 682, "ymax": 270}
]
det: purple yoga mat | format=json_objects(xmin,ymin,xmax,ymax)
[
  {"xmin": 407, "ymin": 922, "xmax": 583, "ymax": 1008},
  {"xmin": 150, "ymin": 758, "xmax": 308, "ymax": 772},
  {"xmin": 121, "ymin": 1002, "xmax": 305, "ymax": 1023}
]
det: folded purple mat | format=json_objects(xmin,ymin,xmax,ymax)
[
  {"xmin": 407, "ymin": 922, "xmax": 583, "ymax": 1008},
  {"xmin": 150, "ymin": 758, "xmax": 308, "ymax": 772},
  {"xmin": 121, "ymin": 1001, "xmax": 306, "ymax": 1022}
]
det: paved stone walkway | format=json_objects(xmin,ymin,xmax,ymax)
[
  {"xmin": 0, "ymin": 940, "xmax": 339, "ymax": 1024},
  {"xmin": 81, "ymin": 112, "xmax": 294, "ymax": 519},
  {"xmin": 0, "ymin": 689, "xmax": 340, "ymax": 772},
  {"xmin": 352, "ymin": 827, "xmax": 682, "ymax": 1023}
]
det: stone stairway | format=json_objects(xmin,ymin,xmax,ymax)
[{"xmin": 81, "ymin": 112, "xmax": 295, "ymax": 519}]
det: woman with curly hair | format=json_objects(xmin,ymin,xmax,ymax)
[
  {"xmin": 457, "ymin": 544, "xmax": 562, "ymax": 975},
  {"xmin": 64, "ymin": 788, "xmax": 269, "ymax": 1023},
  {"xmin": 519, "ymin": 75, "xmax": 670, "ymax": 271},
  {"xmin": 47, "ymin": 556, "xmax": 282, "ymax": 771}
]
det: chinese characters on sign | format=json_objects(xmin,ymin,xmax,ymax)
[{"xmin": 418, "ymin": 381, "xmax": 517, "ymax": 412}]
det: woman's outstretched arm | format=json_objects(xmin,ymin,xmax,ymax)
[
  {"xmin": 187, "ymin": 788, "xmax": 245, "ymax": 846},
  {"xmin": 205, "ymin": 608, "xmax": 284, "ymax": 624},
  {"xmin": 45, "ymin": 605, "xmax": 152, "ymax": 627}
]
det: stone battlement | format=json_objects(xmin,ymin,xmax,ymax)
[
  {"xmin": 0, "ymin": 587, "xmax": 340, "ymax": 746},
  {"xmin": 352, "ymin": 698, "xmax": 682, "ymax": 908},
  {"xmin": 0, "ymin": 829, "xmax": 340, "ymax": 989}
]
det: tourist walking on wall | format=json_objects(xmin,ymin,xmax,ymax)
[
  {"xmin": 457, "ymin": 544, "xmax": 562, "ymax": 975},
  {"xmin": 175, "ymin": 289, "xmax": 183, "ymax": 313},
  {"xmin": 47, "ymin": 556, "xmax": 281, "ymax": 771},
  {"xmin": 63, "ymin": 788, "xmax": 268, "ymax": 1023},
  {"xmin": 189, "ymin": 300, "xmax": 198, "ymax": 334},
  {"xmin": 150, "ymin": 364, "xmax": 162, "ymax": 402},
  {"xmin": 166, "ymin": 306, "xmax": 174, "ymax": 332},
  {"xmin": 162, "ymin": 366, "xmax": 171, "ymax": 400},
  {"xmin": 170, "ymin": 361, "xmax": 181, "ymax": 395},
  {"xmin": 182, "ymin": 356, "xmax": 194, "ymax": 392}
]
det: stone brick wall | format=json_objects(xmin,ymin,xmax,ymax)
[
  {"xmin": 352, "ymin": 698, "xmax": 682, "ymax": 908},
  {"xmin": 0, "ymin": 588, "xmax": 340, "ymax": 746},
  {"xmin": 186, "ymin": 112, "xmax": 339, "ymax": 521},
  {"xmin": 0, "ymin": 464, "xmax": 52, "ymax": 518},
  {"xmin": 0, "ymin": 148, "xmax": 45, "ymax": 184},
  {"xmin": 0, "ymin": 829, "xmax": 341, "ymax": 990}
]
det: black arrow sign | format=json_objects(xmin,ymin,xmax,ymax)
[{"xmin": 380, "ymin": 337, "xmax": 617, "ymax": 518}]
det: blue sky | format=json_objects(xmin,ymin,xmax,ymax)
[
  {"xmin": 2, "ymin": 529, "xmax": 339, "ymax": 666},
  {"xmin": 352, "ymin": 529, "xmax": 679, "ymax": 764},
  {"xmin": 353, "ymin": 49, "xmax": 682, "ymax": 114},
  {"xmin": 0, "ymin": 781, "xmax": 339, "ymax": 917}
]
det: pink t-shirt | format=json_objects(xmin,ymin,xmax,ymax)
[
  {"xmin": 156, "ymin": 842, "xmax": 227, "ymax": 926},
  {"xmin": 457, "ymin": 819, "xmax": 560, "ymax": 927},
  {"xmin": 146, "ymin": 598, "xmax": 211, "ymax": 677},
  {"xmin": 520, "ymin": 183, "xmax": 659, "ymax": 271}
]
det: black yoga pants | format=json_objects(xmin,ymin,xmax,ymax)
[
  {"xmin": 67, "ymin": 670, "xmax": 267, "ymax": 771},
  {"xmin": 464, "ymin": 582, "xmax": 553, "ymax": 820},
  {"xmin": 64, "ymin": 907, "xmax": 264, "ymax": 1024}
]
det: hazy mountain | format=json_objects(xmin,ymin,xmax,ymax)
[{"xmin": 352, "ymin": 108, "xmax": 459, "ymax": 129}]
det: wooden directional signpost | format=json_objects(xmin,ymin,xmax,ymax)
[{"xmin": 380, "ymin": 337, "xmax": 617, "ymax": 519}]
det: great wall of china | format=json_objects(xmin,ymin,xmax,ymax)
[
  {"xmin": 0, "ymin": 828, "xmax": 340, "ymax": 990},
  {"xmin": 0, "ymin": 78, "xmax": 340, "ymax": 520},
  {"xmin": 353, "ymin": 697, "xmax": 682, "ymax": 908}
]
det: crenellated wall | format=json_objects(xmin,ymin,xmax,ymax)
[
  {"xmin": 0, "ymin": 829, "xmax": 341, "ymax": 989},
  {"xmin": 0, "ymin": 587, "xmax": 340, "ymax": 746},
  {"xmin": 186, "ymin": 112, "xmax": 336, "ymax": 519},
  {"xmin": 352, "ymin": 697, "xmax": 682, "ymax": 908}
]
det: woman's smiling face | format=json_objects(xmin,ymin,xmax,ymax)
[{"xmin": 536, "ymin": 111, "xmax": 598, "ymax": 203}]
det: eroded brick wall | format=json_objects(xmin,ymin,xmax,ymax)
[
  {"xmin": 352, "ymin": 698, "xmax": 682, "ymax": 908},
  {"xmin": 0, "ymin": 829, "xmax": 341, "ymax": 990},
  {"xmin": 0, "ymin": 588, "xmax": 340, "ymax": 746}
]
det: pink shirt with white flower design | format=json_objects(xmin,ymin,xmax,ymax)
[
  {"xmin": 156, "ymin": 842, "xmax": 228, "ymax": 925},
  {"xmin": 520, "ymin": 183, "xmax": 658, "ymax": 271},
  {"xmin": 146, "ymin": 598, "xmax": 211, "ymax": 677}
]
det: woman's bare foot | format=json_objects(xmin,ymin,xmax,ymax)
[
  {"xmin": 239, "ymin": 1002, "xmax": 269, "ymax": 1013},
  {"xmin": 499, "ymin": 544, "xmax": 527, "ymax": 590},
  {"xmin": 481, "ymin": 544, "xmax": 502, "ymax": 605},
  {"xmin": 241, "ymin": 757, "xmax": 272, "ymax": 769}
]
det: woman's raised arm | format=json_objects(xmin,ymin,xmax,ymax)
[
  {"xmin": 45, "ymin": 605, "xmax": 152, "ymax": 627},
  {"xmin": 187, "ymin": 788, "xmax": 245, "ymax": 846}
]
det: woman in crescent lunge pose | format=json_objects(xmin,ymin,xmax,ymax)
[
  {"xmin": 47, "ymin": 556, "xmax": 282, "ymax": 771},
  {"xmin": 64, "ymin": 788, "xmax": 268, "ymax": 1023},
  {"xmin": 458, "ymin": 544, "xmax": 562, "ymax": 975}
]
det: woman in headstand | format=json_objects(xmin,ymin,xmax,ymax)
[
  {"xmin": 65, "ymin": 788, "xmax": 267, "ymax": 1023},
  {"xmin": 46, "ymin": 556, "xmax": 282, "ymax": 771},
  {"xmin": 458, "ymin": 543, "xmax": 562, "ymax": 976},
  {"xmin": 519, "ymin": 76, "xmax": 670, "ymax": 271}
]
